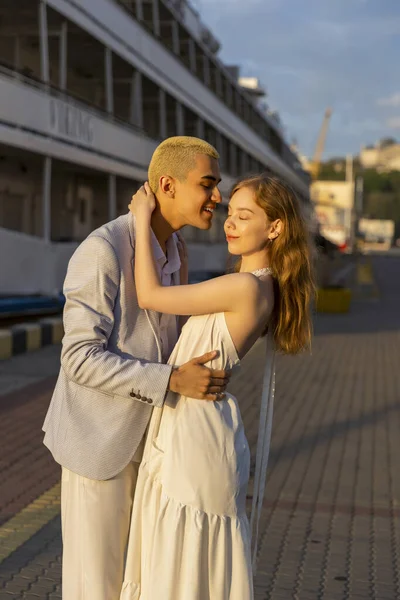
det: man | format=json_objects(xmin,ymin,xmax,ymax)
[{"xmin": 42, "ymin": 136, "xmax": 230, "ymax": 599}]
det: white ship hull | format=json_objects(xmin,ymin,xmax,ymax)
[{"xmin": 0, "ymin": 0, "xmax": 310, "ymax": 294}]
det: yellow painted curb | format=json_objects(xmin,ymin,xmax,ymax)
[
  {"xmin": 40, "ymin": 318, "xmax": 64, "ymax": 344},
  {"xmin": 23, "ymin": 323, "xmax": 42, "ymax": 352},
  {"xmin": 0, "ymin": 330, "xmax": 12, "ymax": 360},
  {"xmin": 0, "ymin": 482, "xmax": 61, "ymax": 563},
  {"xmin": 52, "ymin": 320, "xmax": 64, "ymax": 344}
]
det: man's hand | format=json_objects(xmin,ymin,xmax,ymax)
[{"xmin": 168, "ymin": 351, "xmax": 231, "ymax": 401}]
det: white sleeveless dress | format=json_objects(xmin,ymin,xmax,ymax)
[{"xmin": 121, "ymin": 307, "xmax": 275, "ymax": 600}]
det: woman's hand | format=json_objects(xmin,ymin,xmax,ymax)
[{"xmin": 128, "ymin": 182, "xmax": 156, "ymax": 218}]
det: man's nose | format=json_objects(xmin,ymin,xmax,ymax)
[{"xmin": 212, "ymin": 187, "xmax": 222, "ymax": 204}]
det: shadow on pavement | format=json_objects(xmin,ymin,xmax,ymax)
[{"xmin": 268, "ymin": 398, "xmax": 400, "ymax": 464}]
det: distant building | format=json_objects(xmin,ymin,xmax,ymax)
[
  {"xmin": 238, "ymin": 77, "xmax": 267, "ymax": 100},
  {"xmin": 360, "ymin": 140, "xmax": 400, "ymax": 171},
  {"xmin": 311, "ymin": 181, "xmax": 355, "ymax": 247}
]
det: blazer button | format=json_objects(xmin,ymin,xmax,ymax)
[
  {"xmin": 147, "ymin": 398, "xmax": 153, "ymax": 404},
  {"xmin": 130, "ymin": 392, "xmax": 135, "ymax": 398},
  {"xmin": 141, "ymin": 396, "xmax": 148, "ymax": 402}
]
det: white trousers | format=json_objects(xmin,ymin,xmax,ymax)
[{"xmin": 61, "ymin": 462, "xmax": 140, "ymax": 600}]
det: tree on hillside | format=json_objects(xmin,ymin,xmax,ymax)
[
  {"xmin": 363, "ymin": 169, "xmax": 394, "ymax": 192},
  {"xmin": 379, "ymin": 137, "xmax": 397, "ymax": 148},
  {"xmin": 316, "ymin": 160, "xmax": 400, "ymax": 240}
]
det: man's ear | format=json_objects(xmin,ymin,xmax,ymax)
[{"xmin": 159, "ymin": 175, "xmax": 175, "ymax": 198}]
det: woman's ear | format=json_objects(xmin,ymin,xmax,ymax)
[{"xmin": 269, "ymin": 219, "xmax": 283, "ymax": 240}]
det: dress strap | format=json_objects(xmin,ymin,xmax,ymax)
[{"xmin": 249, "ymin": 328, "xmax": 276, "ymax": 574}]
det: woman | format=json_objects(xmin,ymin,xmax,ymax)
[{"xmin": 121, "ymin": 175, "xmax": 315, "ymax": 600}]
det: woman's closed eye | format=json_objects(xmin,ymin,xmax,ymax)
[{"xmin": 228, "ymin": 211, "xmax": 249, "ymax": 220}]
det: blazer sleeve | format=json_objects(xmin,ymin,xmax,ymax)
[{"xmin": 60, "ymin": 234, "xmax": 172, "ymax": 408}]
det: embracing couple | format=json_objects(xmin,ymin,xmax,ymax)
[{"xmin": 43, "ymin": 136, "xmax": 314, "ymax": 600}]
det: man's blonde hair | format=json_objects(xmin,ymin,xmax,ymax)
[{"xmin": 148, "ymin": 136, "xmax": 219, "ymax": 192}]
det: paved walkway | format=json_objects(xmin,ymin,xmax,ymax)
[{"xmin": 0, "ymin": 255, "xmax": 400, "ymax": 599}]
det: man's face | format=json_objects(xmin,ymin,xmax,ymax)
[{"xmin": 173, "ymin": 154, "xmax": 222, "ymax": 230}]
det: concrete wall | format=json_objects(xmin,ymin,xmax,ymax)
[
  {"xmin": 0, "ymin": 227, "xmax": 77, "ymax": 295},
  {"xmin": 1, "ymin": 225, "xmax": 344, "ymax": 296},
  {"xmin": 187, "ymin": 242, "xmax": 229, "ymax": 273},
  {"xmin": 0, "ymin": 227, "xmax": 229, "ymax": 296}
]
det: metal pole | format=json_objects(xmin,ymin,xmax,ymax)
[
  {"xmin": 39, "ymin": 0, "xmax": 50, "ymax": 83},
  {"xmin": 176, "ymin": 101, "xmax": 184, "ymax": 136},
  {"xmin": 215, "ymin": 67, "xmax": 222, "ymax": 98},
  {"xmin": 346, "ymin": 153, "xmax": 353, "ymax": 182},
  {"xmin": 241, "ymin": 148, "xmax": 247, "ymax": 176},
  {"xmin": 129, "ymin": 73, "xmax": 135, "ymax": 125},
  {"xmin": 159, "ymin": 88, "xmax": 167, "ymax": 139},
  {"xmin": 353, "ymin": 175, "xmax": 364, "ymax": 249},
  {"xmin": 14, "ymin": 36, "xmax": 20, "ymax": 74},
  {"xmin": 130, "ymin": 70, "xmax": 143, "ymax": 128},
  {"xmin": 244, "ymin": 100, "xmax": 250, "ymax": 124},
  {"xmin": 152, "ymin": 0, "xmax": 160, "ymax": 36},
  {"xmin": 188, "ymin": 38, "xmax": 196, "ymax": 73},
  {"xmin": 108, "ymin": 173, "xmax": 117, "ymax": 220},
  {"xmin": 59, "ymin": 21, "xmax": 68, "ymax": 90},
  {"xmin": 235, "ymin": 90, "xmax": 242, "ymax": 115},
  {"xmin": 105, "ymin": 47, "xmax": 114, "ymax": 115},
  {"xmin": 136, "ymin": 0, "xmax": 143, "ymax": 21},
  {"xmin": 203, "ymin": 54, "xmax": 210, "ymax": 87},
  {"xmin": 229, "ymin": 142, "xmax": 237, "ymax": 176},
  {"xmin": 42, "ymin": 156, "xmax": 52, "ymax": 242},
  {"xmin": 226, "ymin": 81, "xmax": 233, "ymax": 108},
  {"xmin": 172, "ymin": 20, "xmax": 180, "ymax": 55},
  {"xmin": 355, "ymin": 176, "xmax": 364, "ymax": 215},
  {"xmin": 196, "ymin": 116, "xmax": 205, "ymax": 139},
  {"xmin": 215, "ymin": 131, "xmax": 223, "ymax": 169}
]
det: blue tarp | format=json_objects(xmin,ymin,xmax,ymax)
[{"xmin": 0, "ymin": 295, "xmax": 65, "ymax": 317}]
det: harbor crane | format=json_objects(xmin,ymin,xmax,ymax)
[{"xmin": 309, "ymin": 108, "xmax": 333, "ymax": 180}]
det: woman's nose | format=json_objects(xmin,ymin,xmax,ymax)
[{"xmin": 225, "ymin": 217, "xmax": 235, "ymax": 229}]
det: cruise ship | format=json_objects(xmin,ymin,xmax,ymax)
[{"xmin": 0, "ymin": 0, "xmax": 312, "ymax": 296}]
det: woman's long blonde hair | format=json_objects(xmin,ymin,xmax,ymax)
[{"xmin": 231, "ymin": 174, "xmax": 316, "ymax": 354}]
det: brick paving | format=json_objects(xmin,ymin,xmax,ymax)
[
  {"xmin": 1, "ymin": 254, "xmax": 400, "ymax": 599},
  {"xmin": 0, "ymin": 378, "xmax": 60, "ymax": 528}
]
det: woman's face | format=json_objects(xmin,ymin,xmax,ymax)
[{"xmin": 224, "ymin": 187, "xmax": 271, "ymax": 256}]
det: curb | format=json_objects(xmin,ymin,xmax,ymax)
[{"xmin": 0, "ymin": 318, "xmax": 63, "ymax": 360}]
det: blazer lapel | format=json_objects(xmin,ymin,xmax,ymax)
[
  {"xmin": 172, "ymin": 268, "xmax": 180, "ymax": 287},
  {"xmin": 129, "ymin": 213, "xmax": 163, "ymax": 362}
]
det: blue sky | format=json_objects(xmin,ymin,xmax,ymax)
[{"xmin": 195, "ymin": 0, "xmax": 400, "ymax": 159}]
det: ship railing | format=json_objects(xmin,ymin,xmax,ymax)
[{"xmin": 0, "ymin": 60, "xmax": 154, "ymax": 142}]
